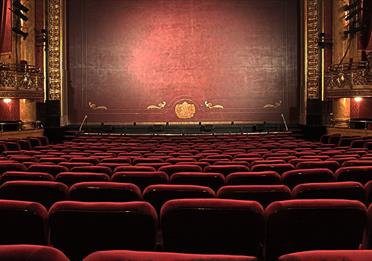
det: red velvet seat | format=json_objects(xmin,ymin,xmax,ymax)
[
  {"xmin": 296, "ymin": 161, "xmax": 340, "ymax": 172},
  {"xmin": 136, "ymin": 162, "xmax": 171, "ymax": 170},
  {"xmin": 251, "ymin": 164, "xmax": 295, "ymax": 175},
  {"xmin": 49, "ymin": 201, "xmax": 157, "ymax": 260},
  {"xmin": 1, "ymin": 171, "xmax": 54, "ymax": 183},
  {"xmin": 278, "ymin": 250, "xmax": 372, "ymax": 261},
  {"xmin": 217, "ymin": 185, "xmax": 291, "ymax": 207},
  {"xmin": 0, "ymin": 162, "xmax": 27, "ymax": 174},
  {"xmin": 292, "ymin": 182, "xmax": 366, "ymax": 202},
  {"xmin": 69, "ymin": 157, "xmax": 100, "ymax": 164},
  {"xmin": 114, "ymin": 165, "xmax": 156, "ymax": 173},
  {"xmin": 265, "ymin": 199, "xmax": 367, "ymax": 261},
  {"xmin": 159, "ymin": 164, "xmax": 203, "ymax": 176},
  {"xmin": 342, "ymin": 160, "xmax": 372, "ymax": 167},
  {"xmin": 281, "ymin": 168, "xmax": 335, "ymax": 189},
  {"xmin": 133, "ymin": 158, "xmax": 164, "ymax": 164},
  {"xmin": 0, "ymin": 245, "xmax": 69, "ymax": 261},
  {"xmin": 70, "ymin": 165, "xmax": 112, "ymax": 175},
  {"xmin": 111, "ymin": 171, "xmax": 169, "ymax": 190},
  {"xmin": 170, "ymin": 172, "xmax": 225, "ymax": 191},
  {"xmin": 8, "ymin": 155, "xmax": 37, "ymax": 162},
  {"xmin": 58, "ymin": 162, "xmax": 93, "ymax": 170},
  {"xmin": 56, "ymin": 172, "xmax": 110, "ymax": 187},
  {"xmin": 226, "ymin": 171, "xmax": 281, "ymax": 185},
  {"xmin": 69, "ymin": 182, "xmax": 142, "ymax": 202},
  {"xmin": 39, "ymin": 157, "xmax": 66, "ymax": 164},
  {"xmin": 336, "ymin": 166, "xmax": 372, "ymax": 184},
  {"xmin": 144, "ymin": 184, "xmax": 215, "ymax": 212},
  {"xmin": 28, "ymin": 164, "xmax": 69, "ymax": 176},
  {"xmin": 0, "ymin": 181, "xmax": 68, "ymax": 208},
  {"xmin": 100, "ymin": 157, "xmax": 132, "ymax": 164},
  {"xmin": 0, "ymin": 200, "xmax": 48, "ymax": 245},
  {"xmin": 161, "ymin": 198, "xmax": 264, "ymax": 256},
  {"xmin": 84, "ymin": 250, "xmax": 256, "ymax": 261},
  {"xmin": 204, "ymin": 165, "xmax": 250, "ymax": 176}
]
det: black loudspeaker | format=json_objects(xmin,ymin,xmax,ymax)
[{"xmin": 36, "ymin": 100, "xmax": 60, "ymax": 128}]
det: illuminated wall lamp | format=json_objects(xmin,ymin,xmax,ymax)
[
  {"xmin": 2, "ymin": 98, "xmax": 12, "ymax": 104},
  {"xmin": 354, "ymin": 97, "xmax": 363, "ymax": 102}
]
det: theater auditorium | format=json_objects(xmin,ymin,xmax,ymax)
[{"xmin": 1, "ymin": 0, "xmax": 372, "ymax": 260}]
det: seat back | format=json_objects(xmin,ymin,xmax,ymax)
[
  {"xmin": 49, "ymin": 201, "xmax": 158, "ymax": 260},
  {"xmin": 282, "ymin": 168, "xmax": 335, "ymax": 189},
  {"xmin": 0, "ymin": 245, "xmax": 69, "ymax": 261},
  {"xmin": 161, "ymin": 198, "xmax": 264, "ymax": 256},
  {"xmin": 265, "ymin": 199, "xmax": 367, "ymax": 261}
]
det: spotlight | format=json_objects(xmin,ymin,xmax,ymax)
[
  {"xmin": 3, "ymin": 98, "xmax": 12, "ymax": 104},
  {"xmin": 13, "ymin": 0, "xmax": 29, "ymax": 13},
  {"xmin": 354, "ymin": 97, "xmax": 363, "ymax": 102},
  {"xmin": 12, "ymin": 27, "xmax": 28, "ymax": 39}
]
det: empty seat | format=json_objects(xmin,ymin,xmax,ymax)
[
  {"xmin": 342, "ymin": 160, "xmax": 372, "ymax": 167},
  {"xmin": 218, "ymin": 185, "xmax": 291, "ymax": 208},
  {"xmin": 365, "ymin": 204, "xmax": 372, "ymax": 249},
  {"xmin": 204, "ymin": 165, "xmax": 250, "ymax": 176},
  {"xmin": 56, "ymin": 172, "xmax": 110, "ymax": 187},
  {"xmin": 365, "ymin": 180, "xmax": 372, "ymax": 205},
  {"xmin": 0, "ymin": 245, "xmax": 69, "ymax": 261},
  {"xmin": 0, "ymin": 200, "xmax": 48, "ymax": 244},
  {"xmin": 281, "ymin": 168, "xmax": 335, "ymax": 189},
  {"xmin": 292, "ymin": 182, "xmax": 366, "ymax": 202},
  {"xmin": 336, "ymin": 166, "xmax": 372, "ymax": 184},
  {"xmin": 159, "ymin": 165, "xmax": 203, "ymax": 176},
  {"xmin": 161, "ymin": 198, "xmax": 264, "ymax": 256},
  {"xmin": 0, "ymin": 181, "xmax": 68, "ymax": 208},
  {"xmin": 1, "ymin": 171, "xmax": 54, "ymax": 183},
  {"xmin": 251, "ymin": 164, "xmax": 295, "ymax": 174},
  {"xmin": 170, "ymin": 172, "xmax": 225, "ymax": 191},
  {"xmin": 265, "ymin": 199, "xmax": 367, "ymax": 261},
  {"xmin": 84, "ymin": 250, "xmax": 256, "ymax": 261},
  {"xmin": 0, "ymin": 162, "xmax": 27, "ymax": 174},
  {"xmin": 278, "ymin": 250, "xmax": 372, "ymax": 261},
  {"xmin": 69, "ymin": 157, "xmax": 100, "ymax": 164},
  {"xmin": 28, "ymin": 165, "xmax": 69, "ymax": 176},
  {"xmin": 296, "ymin": 161, "xmax": 340, "ymax": 172},
  {"xmin": 114, "ymin": 166, "xmax": 156, "ymax": 173},
  {"xmin": 69, "ymin": 182, "xmax": 142, "ymax": 202},
  {"xmin": 100, "ymin": 157, "xmax": 132, "ymax": 164},
  {"xmin": 144, "ymin": 184, "xmax": 215, "ymax": 212},
  {"xmin": 136, "ymin": 162, "xmax": 171, "ymax": 170},
  {"xmin": 111, "ymin": 171, "xmax": 168, "ymax": 190},
  {"xmin": 70, "ymin": 166, "xmax": 112, "ymax": 175},
  {"xmin": 226, "ymin": 171, "xmax": 281, "ymax": 185},
  {"xmin": 49, "ymin": 201, "xmax": 157, "ymax": 260},
  {"xmin": 58, "ymin": 162, "xmax": 93, "ymax": 170}
]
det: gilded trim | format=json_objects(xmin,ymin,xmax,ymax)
[
  {"xmin": 305, "ymin": 0, "xmax": 321, "ymax": 99},
  {"xmin": 47, "ymin": 0, "xmax": 63, "ymax": 100}
]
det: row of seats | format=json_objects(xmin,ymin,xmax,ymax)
[
  {"xmin": 1, "ymin": 198, "xmax": 371, "ymax": 260},
  {"xmin": 1, "ymin": 180, "xmax": 372, "ymax": 209},
  {"xmin": 1, "ymin": 165, "xmax": 372, "ymax": 189}
]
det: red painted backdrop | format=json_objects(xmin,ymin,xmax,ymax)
[
  {"xmin": 67, "ymin": 0, "xmax": 299, "ymax": 124},
  {"xmin": 0, "ymin": 0, "xmax": 12, "ymax": 53},
  {"xmin": 351, "ymin": 98, "xmax": 372, "ymax": 119}
]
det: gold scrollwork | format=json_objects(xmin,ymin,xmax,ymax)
[
  {"xmin": 204, "ymin": 101, "xmax": 224, "ymax": 109},
  {"xmin": 263, "ymin": 100, "xmax": 282, "ymax": 109},
  {"xmin": 146, "ymin": 101, "xmax": 166, "ymax": 110},
  {"xmin": 175, "ymin": 101, "xmax": 196, "ymax": 119},
  {"xmin": 89, "ymin": 101, "xmax": 108, "ymax": 110}
]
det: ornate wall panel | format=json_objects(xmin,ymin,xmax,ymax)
[
  {"xmin": 46, "ymin": 0, "xmax": 63, "ymax": 100},
  {"xmin": 305, "ymin": 0, "xmax": 321, "ymax": 99},
  {"xmin": 67, "ymin": 0, "xmax": 299, "ymax": 124}
]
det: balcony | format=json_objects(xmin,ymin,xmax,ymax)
[
  {"xmin": 325, "ymin": 61, "xmax": 372, "ymax": 98},
  {"xmin": 0, "ymin": 63, "xmax": 44, "ymax": 99}
]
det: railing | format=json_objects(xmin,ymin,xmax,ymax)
[
  {"xmin": 0, "ymin": 63, "xmax": 44, "ymax": 99},
  {"xmin": 0, "ymin": 121, "xmax": 43, "ymax": 132},
  {"xmin": 325, "ymin": 61, "xmax": 369, "ymax": 91}
]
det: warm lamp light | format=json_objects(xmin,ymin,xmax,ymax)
[
  {"xmin": 2, "ymin": 98, "xmax": 12, "ymax": 104},
  {"xmin": 354, "ymin": 97, "xmax": 363, "ymax": 102}
]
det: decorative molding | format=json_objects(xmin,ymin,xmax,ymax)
[
  {"xmin": 146, "ymin": 101, "xmax": 167, "ymax": 110},
  {"xmin": 47, "ymin": 0, "xmax": 63, "ymax": 100},
  {"xmin": 204, "ymin": 101, "xmax": 224, "ymax": 109},
  {"xmin": 305, "ymin": 0, "xmax": 321, "ymax": 99},
  {"xmin": 0, "ymin": 63, "xmax": 43, "ymax": 99},
  {"xmin": 175, "ymin": 101, "xmax": 196, "ymax": 119}
]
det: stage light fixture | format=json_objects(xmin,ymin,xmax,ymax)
[
  {"xmin": 12, "ymin": 27, "xmax": 28, "ymax": 39},
  {"xmin": 354, "ymin": 97, "xmax": 363, "ymax": 102},
  {"xmin": 13, "ymin": 0, "xmax": 29, "ymax": 13},
  {"xmin": 2, "ymin": 98, "xmax": 12, "ymax": 104}
]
